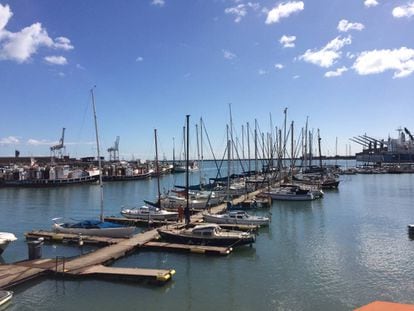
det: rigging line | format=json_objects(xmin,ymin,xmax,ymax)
[
  {"xmin": 201, "ymin": 119, "xmax": 221, "ymax": 174},
  {"xmin": 74, "ymin": 93, "xmax": 92, "ymax": 157}
]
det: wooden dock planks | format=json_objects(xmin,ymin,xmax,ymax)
[
  {"xmin": 0, "ymin": 264, "xmax": 46, "ymax": 289},
  {"xmin": 143, "ymin": 241, "xmax": 232, "ymax": 255},
  {"xmin": 73, "ymin": 264, "xmax": 175, "ymax": 283}
]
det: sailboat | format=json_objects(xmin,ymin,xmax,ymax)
[{"xmin": 52, "ymin": 88, "xmax": 135, "ymax": 238}]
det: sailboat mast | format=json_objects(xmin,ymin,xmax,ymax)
[
  {"xmin": 154, "ymin": 129, "xmax": 161, "ymax": 206},
  {"xmin": 185, "ymin": 115, "xmax": 190, "ymax": 226},
  {"xmin": 91, "ymin": 87, "xmax": 104, "ymax": 222},
  {"xmin": 200, "ymin": 118, "xmax": 204, "ymax": 187},
  {"xmin": 291, "ymin": 121, "xmax": 294, "ymax": 177},
  {"xmin": 247, "ymin": 122, "xmax": 251, "ymax": 173},
  {"xmin": 226, "ymin": 124, "xmax": 231, "ymax": 201},
  {"xmin": 318, "ymin": 129, "xmax": 323, "ymax": 172}
]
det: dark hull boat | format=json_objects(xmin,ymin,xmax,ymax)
[{"xmin": 157, "ymin": 224, "xmax": 255, "ymax": 247}]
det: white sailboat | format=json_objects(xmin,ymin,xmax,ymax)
[{"xmin": 52, "ymin": 88, "xmax": 135, "ymax": 238}]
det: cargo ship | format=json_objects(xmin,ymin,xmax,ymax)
[{"xmin": 351, "ymin": 127, "xmax": 414, "ymax": 164}]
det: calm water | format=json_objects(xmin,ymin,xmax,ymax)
[{"xmin": 1, "ymin": 160, "xmax": 414, "ymax": 310}]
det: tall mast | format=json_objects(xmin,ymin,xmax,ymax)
[
  {"xmin": 229, "ymin": 103, "xmax": 234, "ymax": 176},
  {"xmin": 283, "ymin": 108, "xmax": 288, "ymax": 165},
  {"xmin": 226, "ymin": 124, "xmax": 231, "ymax": 201},
  {"xmin": 195, "ymin": 123, "xmax": 201, "ymax": 185},
  {"xmin": 91, "ymin": 87, "xmax": 104, "ymax": 222},
  {"xmin": 185, "ymin": 115, "xmax": 190, "ymax": 226},
  {"xmin": 247, "ymin": 122, "xmax": 251, "ymax": 172},
  {"xmin": 291, "ymin": 121, "xmax": 294, "ymax": 177},
  {"xmin": 242, "ymin": 124, "xmax": 245, "ymax": 160},
  {"xmin": 304, "ymin": 116, "xmax": 308, "ymax": 170},
  {"xmin": 154, "ymin": 129, "xmax": 161, "ymax": 206},
  {"xmin": 200, "ymin": 118, "xmax": 204, "ymax": 187},
  {"xmin": 318, "ymin": 129, "xmax": 323, "ymax": 172},
  {"xmin": 254, "ymin": 119, "xmax": 258, "ymax": 173}
]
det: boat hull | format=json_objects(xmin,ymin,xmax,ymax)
[
  {"xmin": 157, "ymin": 228, "xmax": 255, "ymax": 247},
  {"xmin": 203, "ymin": 214, "xmax": 269, "ymax": 226},
  {"xmin": 52, "ymin": 223, "xmax": 135, "ymax": 238},
  {"xmin": 120, "ymin": 210, "xmax": 178, "ymax": 221},
  {"xmin": 0, "ymin": 232, "xmax": 17, "ymax": 255},
  {"xmin": 265, "ymin": 192, "xmax": 315, "ymax": 201},
  {"xmin": 0, "ymin": 290, "xmax": 13, "ymax": 307}
]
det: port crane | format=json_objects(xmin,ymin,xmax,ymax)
[
  {"xmin": 107, "ymin": 136, "xmax": 120, "ymax": 162},
  {"xmin": 404, "ymin": 127, "xmax": 414, "ymax": 142},
  {"xmin": 50, "ymin": 127, "xmax": 66, "ymax": 159}
]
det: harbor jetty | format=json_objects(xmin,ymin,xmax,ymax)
[{"xmin": 0, "ymin": 190, "xmax": 262, "ymax": 290}]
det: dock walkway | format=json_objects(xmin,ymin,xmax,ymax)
[{"xmin": 0, "ymin": 189, "xmax": 265, "ymax": 289}]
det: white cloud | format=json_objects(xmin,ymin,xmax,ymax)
[
  {"xmin": 151, "ymin": 0, "xmax": 165, "ymax": 7},
  {"xmin": 258, "ymin": 69, "xmax": 267, "ymax": 75},
  {"xmin": 274, "ymin": 63, "xmax": 284, "ymax": 69},
  {"xmin": 364, "ymin": 0, "xmax": 378, "ymax": 8},
  {"xmin": 225, "ymin": 3, "xmax": 260, "ymax": 23},
  {"xmin": 293, "ymin": 75, "xmax": 300, "ymax": 79},
  {"xmin": 337, "ymin": 19, "xmax": 364, "ymax": 32},
  {"xmin": 280, "ymin": 35, "xmax": 296, "ymax": 48},
  {"xmin": 225, "ymin": 4, "xmax": 247, "ymax": 23},
  {"xmin": 346, "ymin": 51, "xmax": 356, "ymax": 59},
  {"xmin": 352, "ymin": 47, "xmax": 414, "ymax": 78},
  {"xmin": 0, "ymin": 4, "xmax": 74, "ymax": 63},
  {"xmin": 265, "ymin": 1, "xmax": 304, "ymax": 24},
  {"xmin": 299, "ymin": 35, "xmax": 352, "ymax": 68},
  {"xmin": 136, "ymin": 56, "xmax": 144, "ymax": 62},
  {"xmin": 27, "ymin": 139, "xmax": 52, "ymax": 146},
  {"xmin": 223, "ymin": 49, "xmax": 236, "ymax": 60},
  {"xmin": 44, "ymin": 55, "xmax": 67, "ymax": 65},
  {"xmin": 0, "ymin": 3, "xmax": 12, "ymax": 31},
  {"xmin": 324, "ymin": 66, "xmax": 348, "ymax": 77},
  {"xmin": 53, "ymin": 37, "xmax": 74, "ymax": 50},
  {"xmin": 392, "ymin": 2, "xmax": 414, "ymax": 18},
  {"xmin": 0, "ymin": 136, "xmax": 19, "ymax": 145},
  {"xmin": 76, "ymin": 63, "xmax": 85, "ymax": 70}
]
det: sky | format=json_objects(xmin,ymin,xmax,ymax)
[{"xmin": 0, "ymin": 0, "xmax": 413, "ymax": 161}]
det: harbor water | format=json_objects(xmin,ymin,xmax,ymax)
[{"xmin": 1, "ymin": 160, "xmax": 414, "ymax": 310}]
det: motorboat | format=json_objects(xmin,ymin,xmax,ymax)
[
  {"xmin": 0, "ymin": 232, "xmax": 17, "ymax": 255},
  {"xmin": 157, "ymin": 223, "xmax": 255, "ymax": 247},
  {"xmin": 203, "ymin": 210, "xmax": 270, "ymax": 226},
  {"xmin": 121, "ymin": 205, "xmax": 178, "ymax": 221},
  {"xmin": 52, "ymin": 219, "xmax": 135, "ymax": 238},
  {"xmin": 0, "ymin": 290, "xmax": 13, "ymax": 307},
  {"xmin": 263, "ymin": 185, "xmax": 316, "ymax": 201}
]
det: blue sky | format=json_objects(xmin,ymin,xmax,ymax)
[{"xmin": 0, "ymin": 0, "xmax": 413, "ymax": 160}]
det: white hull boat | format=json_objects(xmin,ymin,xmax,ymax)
[
  {"xmin": 264, "ymin": 186, "xmax": 315, "ymax": 201},
  {"xmin": 0, "ymin": 290, "xmax": 13, "ymax": 307},
  {"xmin": 121, "ymin": 205, "xmax": 178, "ymax": 221},
  {"xmin": 0, "ymin": 232, "xmax": 17, "ymax": 255},
  {"xmin": 203, "ymin": 211, "xmax": 270, "ymax": 226}
]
